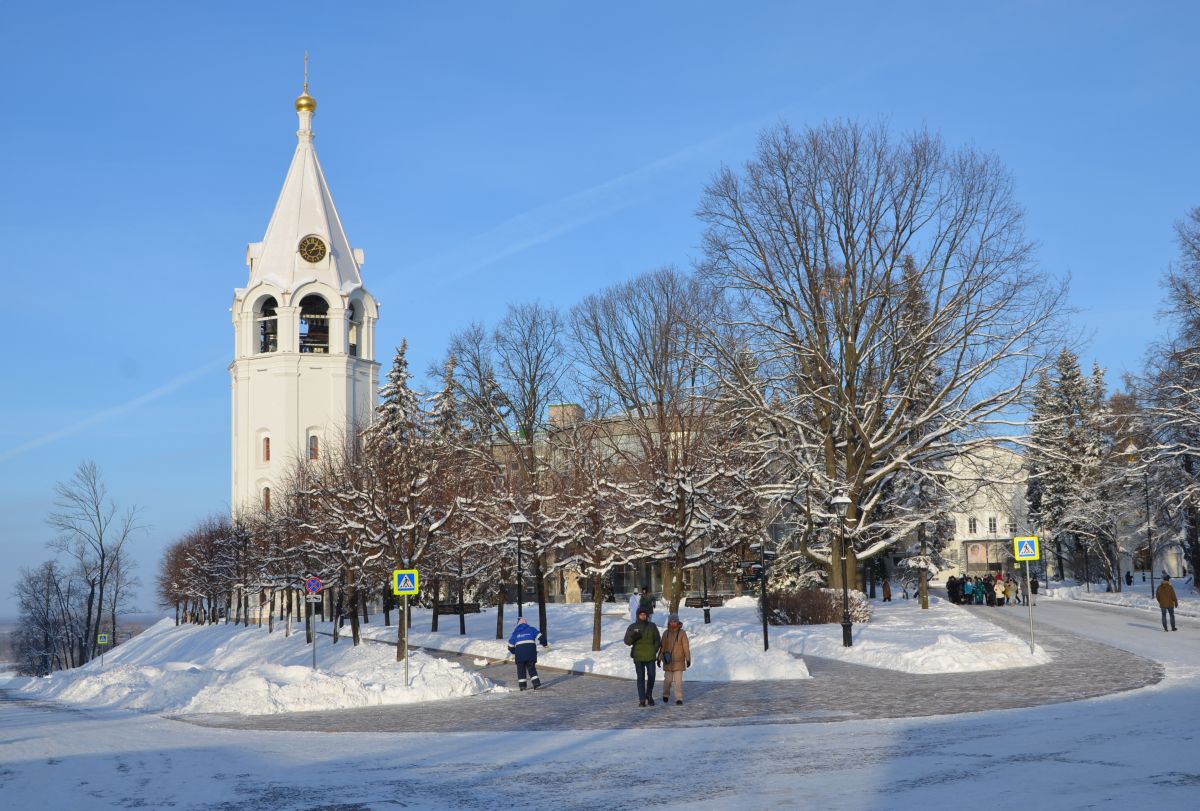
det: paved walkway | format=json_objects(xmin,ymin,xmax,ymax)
[{"xmin": 178, "ymin": 601, "xmax": 1163, "ymax": 733}]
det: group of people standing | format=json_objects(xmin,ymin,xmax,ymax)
[{"xmin": 947, "ymin": 572, "xmax": 1038, "ymax": 607}]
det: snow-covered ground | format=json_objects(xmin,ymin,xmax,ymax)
[
  {"xmin": 389, "ymin": 595, "xmax": 1046, "ymax": 678},
  {"xmin": 6, "ymin": 594, "xmax": 1048, "ymax": 721},
  {"xmin": 1044, "ymin": 576, "xmax": 1200, "ymax": 618},
  {"xmin": 9, "ymin": 618, "xmax": 495, "ymax": 715},
  {"xmin": 0, "ymin": 598, "xmax": 1194, "ymax": 810}
]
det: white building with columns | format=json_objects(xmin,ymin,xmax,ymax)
[{"xmin": 229, "ymin": 82, "xmax": 379, "ymax": 515}]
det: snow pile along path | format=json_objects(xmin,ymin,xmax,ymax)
[
  {"xmin": 379, "ymin": 594, "xmax": 1045, "ymax": 680},
  {"xmin": 14, "ymin": 618, "xmax": 496, "ymax": 715},
  {"xmin": 1044, "ymin": 577, "xmax": 1200, "ymax": 618}
]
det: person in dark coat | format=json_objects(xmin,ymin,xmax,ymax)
[
  {"xmin": 947, "ymin": 575, "xmax": 959, "ymax": 604},
  {"xmin": 624, "ymin": 607, "xmax": 662, "ymax": 706},
  {"xmin": 881, "ymin": 580, "xmax": 892, "ymax": 602},
  {"xmin": 1156, "ymin": 574, "xmax": 1179, "ymax": 632},
  {"xmin": 1029, "ymin": 575, "xmax": 1039, "ymax": 606},
  {"xmin": 507, "ymin": 617, "xmax": 547, "ymax": 691},
  {"xmin": 1125, "ymin": 570, "xmax": 1133, "ymax": 587}
]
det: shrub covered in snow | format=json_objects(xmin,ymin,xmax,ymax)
[{"xmin": 762, "ymin": 587, "xmax": 871, "ymax": 625}]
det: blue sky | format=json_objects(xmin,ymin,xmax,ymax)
[{"xmin": 1, "ymin": 1, "xmax": 1196, "ymax": 617}]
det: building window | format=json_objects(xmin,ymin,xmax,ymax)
[
  {"xmin": 988, "ymin": 517, "xmax": 997, "ymax": 535},
  {"xmin": 262, "ymin": 487, "xmax": 271, "ymax": 513},
  {"xmin": 1007, "ymin": 522, "xmax": 1017, "ymax": 535},
  {"xmin": 308, "ymin": 435, "xmax": 319, "ymax": 460},
  {"xmin": 968, "ymin": 517, "xmax": 978, "ymax": 535},
  {"xmin": 262, "ymin": 437, "xmax": 271, "ymax": 462}
]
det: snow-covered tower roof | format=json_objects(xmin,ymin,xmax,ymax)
[{"xmin": 242, "ymin": 77, "xmax": 364, "ymax": 296}]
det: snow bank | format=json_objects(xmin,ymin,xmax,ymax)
[
  {"xmin": 16, "ymin": 618, "xmax": 495, "ymax": 715},
  {"xmin": 1044, "ymin": 578, "xmax": 1200, "ymax": 618},
  {"xmin": 379, "ymin": 594, "xmax": 1045, "ymax": 680}
]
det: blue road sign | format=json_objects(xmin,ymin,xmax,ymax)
[
  {"xmin": 1013, "ymin": 536, "xmax": 1040, "ymax": 561},
  {"xmin": 305, "ymin": 577, "xmax": 323, "ymax": 595},
  {"xmin": 392, "ymin": 569, "xmax": 420, "ymax": 596}
]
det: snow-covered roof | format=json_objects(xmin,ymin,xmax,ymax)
[{"xmin": 244, "ymin": 94, "xmax": 363, "ymax": 298}]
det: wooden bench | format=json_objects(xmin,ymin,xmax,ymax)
[
  {"xmin": 434, "ymin": 602, "xmax": 481, "ymax": 615},
  {"xmin": 684, "ymin": 596, "xmax": 727, "ymax": 608}
]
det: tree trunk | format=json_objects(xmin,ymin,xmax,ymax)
[
  {"xmin": 383, "ymin": 588, "xmax": 392, "ymax": 627},
  {"xmin": 360, "ymin": 590, "xmax": 369, "ymax": 625},
  {"xmin": 431, "ymin": 578, "xmax": 441, "ymax": 632},
  {"xmin": 349, "ymin": 586, "xmax": 362, "ymax": 646},
  {"xmin": 458, "ymin": 573, "xmax": 466, "ymax": 636},
  {"xmin": 81, "ymin": 579, "xmax": 95, "ymax": 664},
  {"xmin": 495, "ymin": 581, "xmax": 506, "ymax": 640},
  {"xmin": 305, "ymin": 596, "xmax": 313, "ymax": 644},
  {"xmin": 534, "ymin": 556, "xmax": 548, "ymax": 642},
  {"xmin": 395, "ymin": 598, "xmax": 407, "ymax": 662},
  {"xmin": 592, "ymin": 574, "xmax": 604, "ymax": 652}
]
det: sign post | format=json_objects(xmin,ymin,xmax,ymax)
[
  {"xmin": 97, "ymin": 632, "xmax": 109, "ymax": 669},
  {"xmin": 305, "ymin": 576, "xmax": 323, "ymax": 670},
  {"xmin": 393, "ymin": 570, "xmax": 420, "ymax": 687},
  {"xmin": 1013, "ymin": 536, "xmax": 1040, "ymax": 654}
]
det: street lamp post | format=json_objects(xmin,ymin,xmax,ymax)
[
  {"xmin": 509, "ymin": 512, "xmax": 529, "ymax": 618},
  {"xmin": 831, "ymin": 493, "xmax": 853, "ymax": 647}
]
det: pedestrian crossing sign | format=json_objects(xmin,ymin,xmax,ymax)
[
  {"xmin": 392, "ymin": 569, "xmax": 420, "ymax": 596},
  {"xmin": 1013, "ymin": 536, "xmax": 1040, "ymax": 561},
  {"xmin": 97, "ymin": 633, "xmax": 109, "ymax": 645}
]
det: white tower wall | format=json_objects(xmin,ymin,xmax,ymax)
[{"xmin": 229, "ymin": 85, "xmax": 380, "ymax": 515}]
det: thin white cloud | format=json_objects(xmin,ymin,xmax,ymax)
[
  {"xmin": 0, "ymin": 357, "xmax": 228, "ymax": 463},
  {"xmin": 391, "ymin": 114, "xmax": 776, "ymax": 287}
]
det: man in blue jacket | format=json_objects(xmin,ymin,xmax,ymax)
[{"xmin": 507, "ymin": 617, "xmax": 548, "ymax": 691}]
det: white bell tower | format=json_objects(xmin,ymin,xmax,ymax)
[{"xmin": 230, "ymin": 76, "xmax": 380, "ymax": 515}]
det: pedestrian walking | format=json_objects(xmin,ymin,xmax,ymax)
[
  {"xmin": 962, "ymin": 578, "xmax": 974, "ymax": 604},
  {"xmin": 1005, "ymin": 578, "xmax": 1017, "ymax": 606},
  {"xmin": 1030, "ymin": 575, "xmax": 1039, "ymax": 606},
  {"xmin": 1156, "ymin": 574, "xmax": 1180, "ymax": 632},
  {"xmin": 947, "ymin": 575, "xmax": 960, "ymax": 604},
  {"xmin": 507, "ymin": 617, "xmax": 548, "ymax": 691},
  {"xmin": 657, "ymin": 614, "xmax": 691, "ymax": 705},
  {"xmin": 1125, "ymin": 570, "xmax": 1133, "ymax": 587},
  {"xmin": 882, "ymin": 580, "xmax": 892, "ymax": 602},
  {"xmin": 624, "ymin": 607, "xmax": 662, "ymax": 706},
  {"xmin": 628, "ymin": 588, "xmax": 642, "ymax": 622},
  {"xmin": 638, "ymin": 587, "xmax": 657, "ymax": 620},
  {"xmin": 1019, "ymin": 576, "xmax": 1029, "ymax": 605},
  {"xmin": 994, "ymin": 578, "xmax": 1006, "ymax": 607}
]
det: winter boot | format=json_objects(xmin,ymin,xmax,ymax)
[{"xmin": 676, "ymin": 700, "xmax": 683, "ymax": 705}]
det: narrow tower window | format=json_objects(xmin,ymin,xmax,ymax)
[
  {"xmin": 988, "ymin": 517, "xmax": 997, "ymax": 535},
  {"xmin": 262, "ymin": 437, "xmax": 271, "ymax": 462},
  {"xmin": 968, "ymin": 517, "xmax": 978, "ymax": 535},
  {"xmin": 262, "ymin": 487, "xmax": 271, "ymax": 513},
  {"xmin": 308, "ymin": 435, "xmax": 319, "ymax": 460},
  {"xmin": 257, "ymin": 296, "xmax": 278, "ymax": 353},
  {"xmin": 299, "ymin": 295, "xmax": 330, "ymax": 354}
]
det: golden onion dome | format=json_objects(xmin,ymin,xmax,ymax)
[{"xmin": 295, "ymin": 89, "xmax": 317, "ymax": 113}]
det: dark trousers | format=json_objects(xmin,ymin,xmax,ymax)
[
  {"xmin": 517, "ymin": 660, "xmax": 541, "ymax": 690},
  {"xmin": 635, "ymin": 660, "xmax": 656, "ymax": 701},
  {"xmin": 1161, "ymin": 607, "xmax": 1177, "ymax": 631}
]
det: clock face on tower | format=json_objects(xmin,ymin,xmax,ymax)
[{"xmin": 298, "ymin": 235, "xmax": 327, "ymax": 263}]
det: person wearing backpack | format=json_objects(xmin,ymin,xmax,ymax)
[
  {"xmin": 657, "ymin": 614, "xmax": 692, "ymax": 705},
  {"xmin": 624, "ymin": 607, "xmax": 662, "ymax": 706}
]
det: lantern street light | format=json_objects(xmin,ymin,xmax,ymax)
[
  {"xmin": 831, "ymin": 493, "xmax": 853, "ymax": 647},
  {"xmin": 509, "ymin": 512, "xmax": 530, "ymax": 618}
]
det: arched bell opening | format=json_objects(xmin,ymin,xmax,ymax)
[
  {"xmin": 256, "ymin": 296, "xmax": 279, "ymax": 354},
  {"xmin": 299, "ymin": 294, "xmax": 330, "ymax": 354},
  {"xmin": 347, "ymin": 301, "xmax": 362, "ymax": 358}
]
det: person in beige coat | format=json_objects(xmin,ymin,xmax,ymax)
[{"xmin": 657, "ymin": 614, "xmax": 692, "ymax": 705}]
